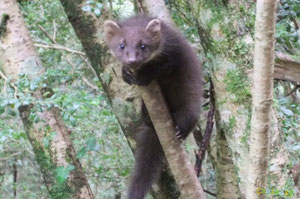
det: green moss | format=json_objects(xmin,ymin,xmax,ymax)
[
  {"xmin": 224, "ymin": 69, "xmax": 251, "ymax": 105},
  {"xmin": 219, "ymin": 116, "xmax": 236, "ymax": 137},
  {"xmin": 31, "ymin": 141, "xmax": 73, "ymax": 198},
  {"xmin": 234, "ymin": 165, "xmax": 241, "ymax": 184},
  {"xmin": 228, "ymin": 116, "xmax": 237, "ymax": 131},
  {"xmin": 241, "ymin": 111, "xmax": 251, "ymax": 148},
  {"xmin": 205, "ymin": 3, "xmax": 255, "ymax": 69}
]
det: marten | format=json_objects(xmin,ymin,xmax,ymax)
[{"xmin": 104, "ymin": 15, "xmax": 202, "ymax": 199}]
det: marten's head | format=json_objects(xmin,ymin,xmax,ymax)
[{"xmin": 104, "ymin": 17, "xmax": 161, "ymax": 69}]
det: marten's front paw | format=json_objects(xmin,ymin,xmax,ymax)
[{"xmin": 122, "ymin": 67, "xmax": 137, "ymax": 85}]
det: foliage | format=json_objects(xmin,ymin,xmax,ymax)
[
  {"xmin": 274, "ymin": 88, "xmax": 300, "ymax": 164},
  {"xmin": 276, "ymin": 0, "xmax": 300, "ymax": 55}
]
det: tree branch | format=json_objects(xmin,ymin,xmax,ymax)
[
  {"xmin": 138, "ymin": 81, "xmax": 206, "ymax": 199},
  {"xmin": 274, "ymin": 56, "xmax": 300, "ymax": 83}
]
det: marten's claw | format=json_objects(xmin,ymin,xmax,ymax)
[{"xmin": 175, "ymin": 125, "xmax": 183, "ymax": 139}]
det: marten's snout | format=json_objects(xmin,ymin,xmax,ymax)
[{"xmin": 126, "ymin": 50, "xmax": 139, "ymax": 65}]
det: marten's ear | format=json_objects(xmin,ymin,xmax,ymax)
[
  {"xmin": 145, "ymin": 19, "xmax": 161, "ymax": 40},
  {"xmin": 104, "ymin": 20, "xmax": 121, "ymax": 42}
]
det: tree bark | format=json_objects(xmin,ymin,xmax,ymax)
[
  {"xmin": 138, "ymin": 82, "xmax": 206, "ymax": 199},
  {"xmin": 0, "ymin": 1, "xmax": 94, "ymax": 198},
  {"xmin": 247, "ymin": 1, "xmax": 277, "ymax": 198}
]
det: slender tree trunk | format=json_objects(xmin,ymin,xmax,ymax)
[
  {"xmin": 138, "ymin": 82, "xmax": 206, "ymax": 199},
  {"xmin": 0, "ymin": 1, "xmax": 94, "ymax": 198},
  {"xmin": 246, "ymin": 1, "xmax": 277, "ymax": 198}
]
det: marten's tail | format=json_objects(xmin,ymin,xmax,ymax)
[{"xmin": 128, "ymin": 124, "xmax": 164, "ymax": 199}]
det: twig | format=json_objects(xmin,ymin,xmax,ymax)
[
  {"xmin": 34, "ymin": 43, "xmax": 86, "ymax": 55},
  {"xmin": 0, "ymin": 70, "xmax": 17, "ymax": 98},
  {"xmin": 40, "ymin": 5, "xmax": 44, "ymax": 17},
  {"xmin": 53, "ymin": 20, "xmax": 57, "ymax": 41},
  {"xmin": 38, "ymin": 25, "xmax": 57, "ymax": 44},
  {"xmin": 82, "ymin": 77, "xmax": 98, "ymax": 90},
  {"xmin": 291, "ymin": 17, "xmax": 299, "ymax": 30},
  {"xmin": 66, "ymin": 56, "xmax": 76, "ymax": 71},
  {"xmin": 203, "ymin": 189, "xmax": 217, "ymax": 197},
  {"xmin": 194, "ymin": 78, "xmax": 215, "ymax": 177},
  {"xmin": 0, "ymin": 70, "xmax": 7, "ymax": 95},
  {"xmin": 286, "ymin": 83, "xmax": 300, "ymax": 97}
]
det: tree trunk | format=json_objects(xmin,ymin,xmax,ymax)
[
  {"xmin": 0, "ymin": 1, "xmax": 94, "ymax": 198},
  {"xmin": 247, "ymin": 1, "xmax": 277, "ymax": 198}
]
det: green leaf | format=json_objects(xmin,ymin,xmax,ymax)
[
  {"xmin": 7, "ymin": 108, "xmax": 16, "ymax": 117},
  {"xmin": 30, "ymin": 81, "xmax": 38, "ymax": 91},
  {"xmin": 281, "ymin": 107, "xmax": 294, "ymax": 116},
  {"xmin": 55, "ymin": 165, "xmax": 75, "ymax": 184},
  {"xmin": 96, "ymin": 3, "xmax": 103, "ymax": 9},
  {"xmin": 86, "ymin": 138, "xmax": 96, "ymax": 151},
  {"xmin": 81, "ymin": 5, "xmax": 92, "ymax": 12},
  {"xmin": 43, "ymin": 137, "xmax": 49, "ymax": 148},
  {"xmin": 76, "ymin": 147, "xmax": 87, "ymax": 159},
  {"xmin": 94, "ymin": 8, "xmax": 101, "ymax": 17},
  {"xmin": 69, "ymin": 116, "xmax": 77, "ymax": 127},
  {"xmin": 34, "ymin": 115, "xmax": 40, "ymax": 123},
  {"xmin": 86, "ymin": 0, "xmax": 95, "ymax": 4},
  {"xmin": 62, "ymin": 112, "xmax": 69, "ymax": 121},
  {"xmin": 0, "ymin": 106, "xmax": 5, "ymax": 114}
]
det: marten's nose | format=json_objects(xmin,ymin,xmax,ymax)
[{"xmin": 127, "ymin": 57, "xmax": 137, "ymax": 64}]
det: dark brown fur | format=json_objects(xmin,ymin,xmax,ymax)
[{"xmin": 104, "ymin": 16, "xmax": 202, "ymax": 199}]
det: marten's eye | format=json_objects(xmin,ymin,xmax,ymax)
[
  {"xmin": 140, "ymin": 44, "xmax": 146, "ymax": 50},
  {"xmin": 119, "ymin": 44, "xmax": 125, "ymax": 49}
]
